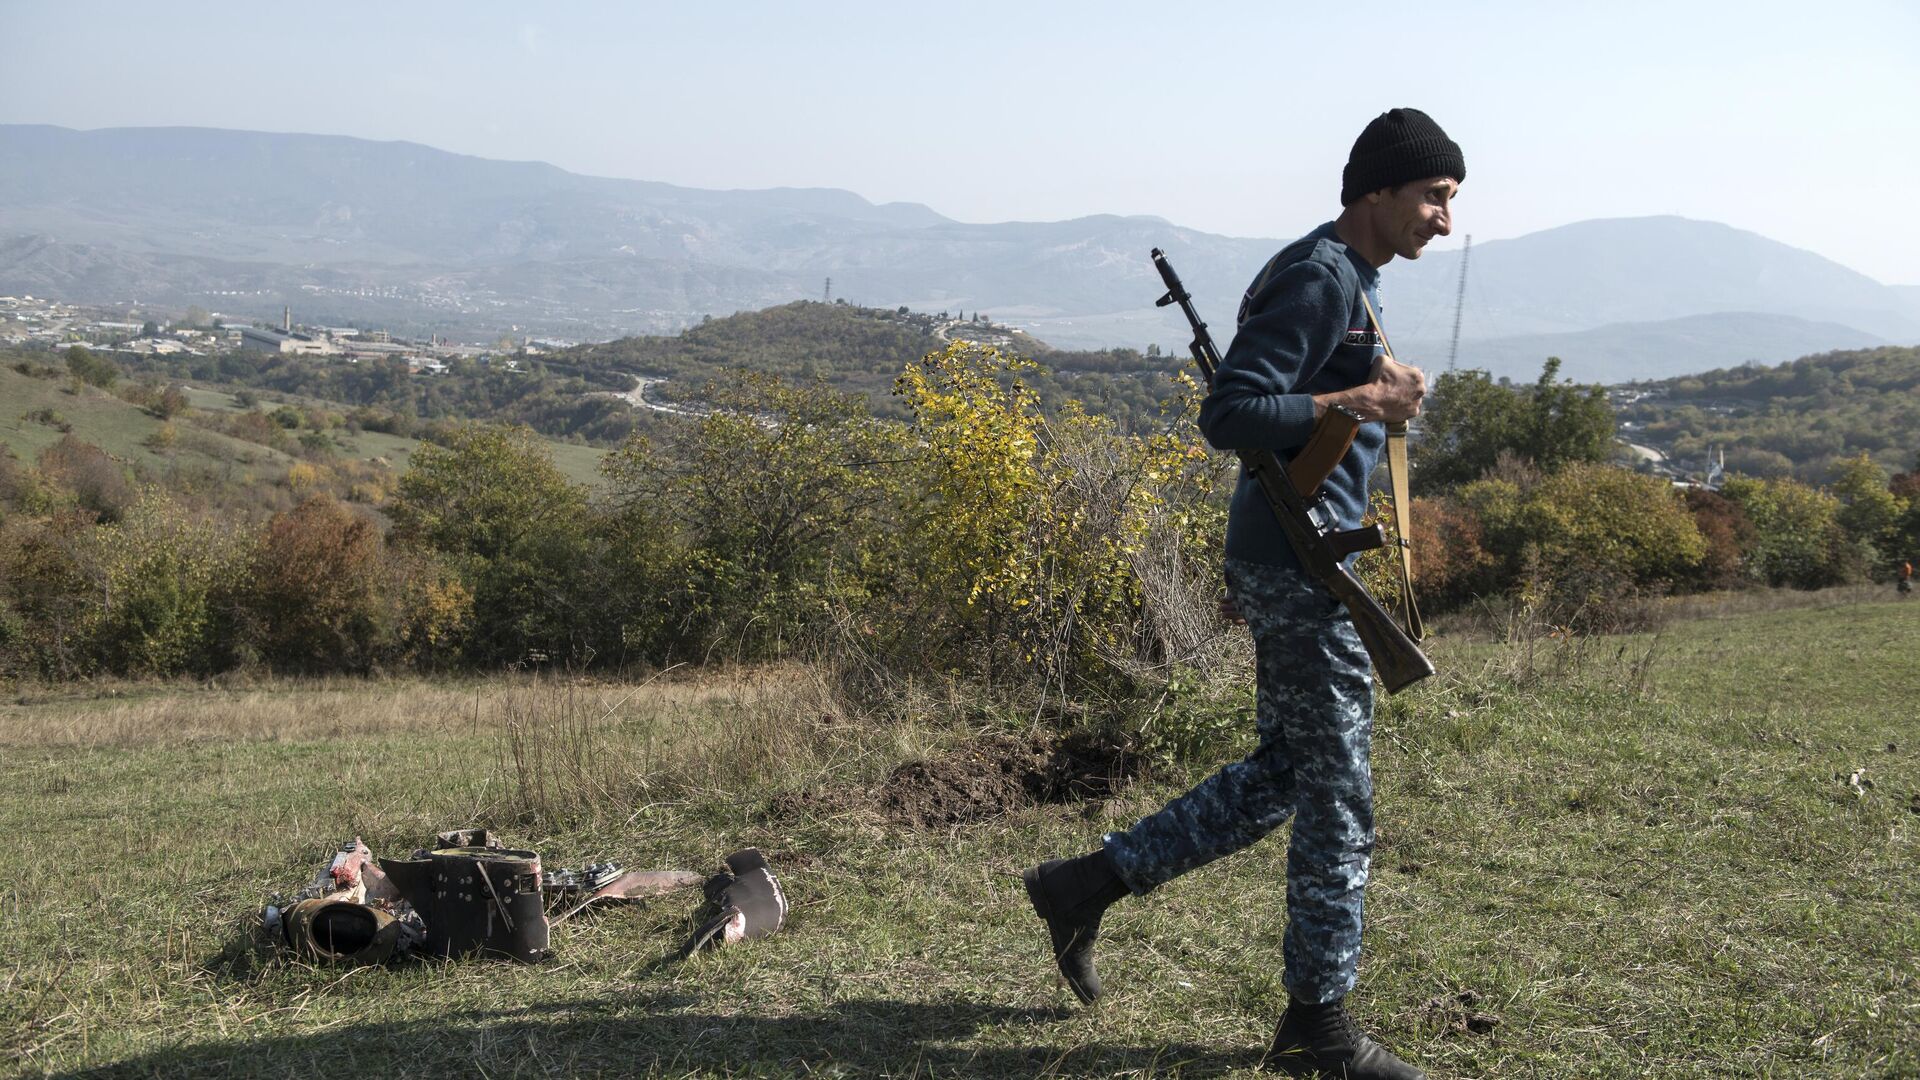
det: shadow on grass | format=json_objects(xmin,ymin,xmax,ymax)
[{"xmin": 49, "ymin": 992, "xmax": 1253, "ymax": 1078}]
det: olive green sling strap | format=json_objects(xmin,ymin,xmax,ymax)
[{"xmin": 1356, "ymin": 290, "xmax": 1425, "ymax": 643}]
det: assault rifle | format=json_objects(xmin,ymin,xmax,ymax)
[{"xmin": 1151, "ymin": 248, "xmax": 1434, "ymax": 693}]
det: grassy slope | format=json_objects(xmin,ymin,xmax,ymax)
[
  {"xmin": 1, "ymin": 367, "xmax": 607, "ymax": 489},
  {"xmin": 3, "ymin": 601, "xmax": 1916, "ymax": 1078}
]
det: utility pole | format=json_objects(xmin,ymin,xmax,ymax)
[
  {"xmin": 823, "ymin": 277, "xmax": 832, "ymax": 303},
  {"xmin": 1446, "ymin": 235, "xmax": 1471, "ymax": 372}
]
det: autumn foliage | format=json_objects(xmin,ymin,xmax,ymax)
[{"xmin": 3, "ymin": 342, "xmax": 1915, "ymax": 684}]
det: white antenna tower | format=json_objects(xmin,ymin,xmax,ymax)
[
  {"xmin": 1446, "ymin": 234, "xmax": 1471, "ymax": 371},
  {"xmin": 823, "ymin": 277, "xmax": 832, "ymax": 303}
]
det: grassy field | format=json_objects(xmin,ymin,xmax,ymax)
[
  {"xmin": 1, "ymin": 366, "xmax": 608, "ymax": 489},
  {"xmin": 2, "ymin": 599, "xmax": 1916, "ymax": 1078}
]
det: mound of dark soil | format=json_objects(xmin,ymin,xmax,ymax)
[{"xmin": 878, "ymin": 731, "xmax": 1144, "ymax": 829}]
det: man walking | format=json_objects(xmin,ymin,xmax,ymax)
[{"xmin": 1022, "ymin": 108, "xmax": 1462, "ymax": 1079}]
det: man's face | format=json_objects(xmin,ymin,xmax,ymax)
[{"xmin": 1371, "ymin": 176, "xmax": 1457, "ymax": 260}]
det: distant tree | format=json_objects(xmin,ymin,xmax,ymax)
[
  {"xmin": 64, "ymin": 345, "xmax": 118, "ymax": 389},
  {"xmin": 1415, "ymin": 358, "xmax": 1613, "ymax": 489},
  {"xmin": 153, "ymin": 385, "xmax": 189, "ymax": 420},
  {"xmin": 141, "ymin": 320, "xmax": 160, "ymax": 338},
  {"xmin": 183, "ymin": 305, "xmax": 212, "ymax": 328},
  {"xmin": 1830, "ymin": 453, "xmax": 1908, "ymax": 569}
]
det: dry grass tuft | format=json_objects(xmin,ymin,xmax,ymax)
[{"xmin": 490, "ymin": 664, "xmax": 861, "ymax": 827}]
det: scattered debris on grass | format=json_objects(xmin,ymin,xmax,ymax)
[
  {"xmin": 1845, "ymin": 767, "xmax": 1873, "ymax": 797},
  {"xmin": 262, "ymin": 829, "xmax": 784, "ymax": 966}
]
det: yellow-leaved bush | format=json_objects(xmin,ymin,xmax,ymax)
[{"xmin": 887, "ymin": 342, "xmax": 1229, "ymax": 693}]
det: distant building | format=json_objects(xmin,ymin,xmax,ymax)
[{"xmin": 239, "ymin": 324, "xmax": 338, "ymax": 356}]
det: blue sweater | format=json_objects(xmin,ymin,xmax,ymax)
[{"xmin": 1198, "ymin": 221, "xmax": 1386, "ymax": 569}]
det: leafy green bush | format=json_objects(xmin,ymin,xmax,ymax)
[
  {"xmin": 602, "ymin": 372, "xmax": 912, "ymax": 661},
  {"xmin": 65, "ymin": 345, "xmax": 119, "ymax": 389},
  {"xmin": 0, "ymin": 514, "xmax": 98, "ymax": 679},
  {"xmin": 389, "ymin": 424, "xmax": 597, "ymax": 665},
  {"xmin": 85, "ymin": 491, "xmax": 247, "ymax": 676},
  {"xmin": 884, "ymin": 343, "xmax": 1227, "ymax": 694},
  {"xmin": 1721, "ymin": 475, "xmax": 1861, "ymax": 589}
]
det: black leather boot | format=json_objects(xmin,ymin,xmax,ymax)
[
  {"xmin": 1265, "ymin": 997, "xmax": 1424, "ymax": 1079},
  {"xmin": 1021, "ymin": 849, "xmax": 1130, "ymax": 1003}
]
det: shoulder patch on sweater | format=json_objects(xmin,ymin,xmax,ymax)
[{"xmin": 1343, "ymin": 328, "xmax": 1382, "ymax": 348}]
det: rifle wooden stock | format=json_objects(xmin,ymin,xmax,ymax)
[
  {"xmin": 1150, "ymin": 247, "xmax": 1433, "ymax": 693},
  {"xmin": 1287, "ymin": 404, "xmax": 1364, "ymax": 498}
]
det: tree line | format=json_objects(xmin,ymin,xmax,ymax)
[{"xmin": 5, "ymin": 342, "xmax": 1915, "ymax": 696}]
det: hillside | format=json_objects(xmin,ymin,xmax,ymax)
[
  {"xmin": 559, "ymin": 301, "xmax": 1180, "ymax": 425},
  {"xmin": 5, "ymin": 126, "xmax": 1917, "ymax": 377},
  {"xmin": 0, "ymin": 357, "xmax": 609, "ymax": 512},
  {"xmin": 1614, "ymin": 344, "xmax": 1920, "ymax": 480}
]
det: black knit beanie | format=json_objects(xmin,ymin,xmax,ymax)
[{"xmin": 1340, "ymin": 108, "xmax": 1465, "ymax": 206}]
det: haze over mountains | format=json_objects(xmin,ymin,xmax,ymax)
[{"xmin": 3, "ymin": 124, "xmax": 1916, "ymax": 383}]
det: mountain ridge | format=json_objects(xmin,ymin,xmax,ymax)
[{"xmin": 3, "ymin": 124, "xmax": 1916, "ymax": 381}]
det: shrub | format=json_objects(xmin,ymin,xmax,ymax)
[
  {"xmin": 37, "ymin": 436, "xmax": 135, "ymax": 523},
  {"xmin": 1679, "ymin": 489, "xmax": 1758, "ymax": 592},
  {"xmin": 1519, "ymin": 464, "xmax": 1706, "ymax": 587},
  {"xmin": 151, "ymin": 385, "xmax": 189, "ymax": 420},
  {"xmin": 65, "ymin": 344, "xmax": 119, "ymax": 389},
  {"xmin": 884, "ymin": 344, "xmax": 1226, "ymax": 694},
  {"xmin": 241, "ymin": 495, "xmax": 393, "ymax": 673},
  {"xmin": 85, "ymin": 490, "xmax": 247, "ymax": 676},
  {"xmin": 389, "ymin": 424, "xmax": 597, "ymax": 665},
  {"xmin": 601, "ymin": 372, "xmax": 912, "ymax": 661},
  {"xmin": 1721, "ymin": 475, "xmax": 1860, "ymax": 589},
  {"xmin": 24, "ymin": 407, "xmax": 71, "ymax": 433},
  {"xmin": 387, "ymin": 550, "xmax": 473, "ymax": 669},
  {"xmin": 0, "ymin": 514, "xmax": 97, "ymax": 679},
  {"xmin": 1406, "ymin": 493, "xmax": 1496, "ymax": 610}
]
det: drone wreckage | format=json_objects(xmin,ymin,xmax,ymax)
[{"xmin": 263, "ymin": 829, "xmax": 787, "ymax": 965}]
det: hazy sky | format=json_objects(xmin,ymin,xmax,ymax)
[{"xmin": 5, "ymin": 0, "xmax": 1917, "ymax": 283}]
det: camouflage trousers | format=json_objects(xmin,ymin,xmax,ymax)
[{"xmin": 1103, "ymin": 557, "xmax": 1376, "ymax": 1004}]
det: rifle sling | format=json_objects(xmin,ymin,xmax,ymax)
[{"xmin": 1357, "ymin": 292, "xmax": 1425, "ymax": 642}]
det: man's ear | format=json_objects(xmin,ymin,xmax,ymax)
[{"xmin": 1363, "ymin": 189, "xmax": 1387, "ymax": 205}]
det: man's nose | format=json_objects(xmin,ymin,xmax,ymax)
[{"xmin": 1432, "ymin": 207, "xmax": 1452, "ymax": 237}]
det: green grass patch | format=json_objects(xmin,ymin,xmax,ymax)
[{"xmin": 3, "ymin": 603, "xmax": 1916, "ymax": 1077}]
